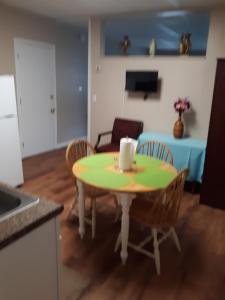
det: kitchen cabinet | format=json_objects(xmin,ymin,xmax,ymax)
[{"xmin": 0, "ymin": 218, "xmax": 61, "ymax": 300}]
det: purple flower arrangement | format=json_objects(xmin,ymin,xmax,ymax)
[{"xmin": 174, "ymin": 98, "xmax": 190, "ymax": 117}]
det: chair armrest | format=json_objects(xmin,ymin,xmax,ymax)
[{"xmin": 94, "ymin": 130, "xmax": 112, "ymax": 150}]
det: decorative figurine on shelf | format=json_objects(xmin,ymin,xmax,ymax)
[
  {"xmin": 173, "ymin": 97, "xmax": 190, "ymax": 138},
  {"xmin": 120, "ymin": 35, "xmax": 131, "ymax": 55},
  {"xmin": 149, "ymin": 38, "xmax": 156, "ymax": 56},
  {"xmin": 179, "ymin": 33, "xmax": 192, "ymax": 55}
]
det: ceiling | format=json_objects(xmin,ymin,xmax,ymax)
[{"xmin": 0, "ymin": 0, "xmax": 224, "ymax": 25}]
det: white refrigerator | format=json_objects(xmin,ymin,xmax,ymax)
[{"xmin": 0, "ymin": 75, "xmax": 24, "ymax": 186}]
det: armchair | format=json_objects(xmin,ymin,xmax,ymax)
[{"xmin": 95, "ymin": 117, "xmax": 143, "ymax": 153}]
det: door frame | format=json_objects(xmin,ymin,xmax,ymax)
[
  {"xmin": 87, "ymin": 19, "xmax": 91, "ymax": 142},
  {"xmin": 14, "ymin": 38, "xmax": 57, "ymax": 157}
]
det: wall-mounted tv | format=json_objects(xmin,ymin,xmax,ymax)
[{"xmin": 125, "ymin": 71, "xmax": 158, "ymax": 93}]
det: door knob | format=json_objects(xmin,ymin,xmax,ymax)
[{"xmin": 51, "ymin": 108, "xmax": 55, "ymax": 114}]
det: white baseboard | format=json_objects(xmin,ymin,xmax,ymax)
[{"xmin": 55, "ymin": 136, "xmax": 87, "ymax": 149}]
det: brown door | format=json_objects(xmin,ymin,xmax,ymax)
[{"xmin": 200, "ymin": 59, "xmax": 225, "ymax": 209}]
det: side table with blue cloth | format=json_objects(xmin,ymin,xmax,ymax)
[{"xmin": 138, "ymin": 132, "xmax": 206, "ymax": 182}]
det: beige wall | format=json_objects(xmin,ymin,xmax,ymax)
[
  {"xmin": 0, "ymin": 4, "xmax": 87, "ymax": 144},
  {"xmin": 89, "ymin": 9, "xmax": 225, "ymax": 144}
]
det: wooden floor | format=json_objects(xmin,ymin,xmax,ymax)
[{"xmin": 21, "ymin": 148, "xmax": 225, "ymax": 300}]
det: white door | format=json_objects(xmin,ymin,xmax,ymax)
[{"xmin": 14, "ymin": 38, "xmax": 56, "ymax": 158}]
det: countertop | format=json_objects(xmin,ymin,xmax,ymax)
[{"xmin": 0, "ymin": 186, "xmax": 63, "ymax": 250}]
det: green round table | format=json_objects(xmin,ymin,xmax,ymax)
[
  {"xmin": 73, "ymin": 152, "xmax": 178, "ymax": 264},
  {"xmin": 73, "ymin": 152, "xmax": 177, "ymax": 193}
]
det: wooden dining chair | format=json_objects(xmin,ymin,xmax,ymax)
[
  {"xmin": 137, "ymin": 140, "xmax": 173, "ymax": 165},
  {"xmin": 95, "ymin": 118, "xmax": 143, "ymax": 153},
  {"xmin": 114, "ymin": 169, "xmax": 188, "ymax": 275},
  {"xmin": 65, "ymin": 140, "xmax": 119, "ymax": 238}
]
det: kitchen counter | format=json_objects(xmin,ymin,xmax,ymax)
[{"xmin": 0, "ymin": 186, "xmax": 63, "ymax": 250}]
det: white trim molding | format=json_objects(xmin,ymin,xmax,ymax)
[{"xmin": 87, "ymin": 17, "xmax": 92, "ymax": 142}]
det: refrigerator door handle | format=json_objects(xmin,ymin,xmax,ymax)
[{"xmin": 0, "ymin": 114, "xmax": 16, "ymax": 120}]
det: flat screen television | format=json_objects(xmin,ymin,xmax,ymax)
[{"xmin": 125, "ymin": 71, "xmax": 158, "ymax": 93}]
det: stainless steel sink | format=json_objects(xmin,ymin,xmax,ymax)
[{"xmin": 0, "ymin": 185, "xmax": 39, "ymax": 222}]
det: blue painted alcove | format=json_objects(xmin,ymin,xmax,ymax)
[{"xmin": 102, "ymin": 11, "xmax": 210, "ymax": 56}]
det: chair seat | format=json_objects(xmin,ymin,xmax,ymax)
[{"xmin": 97, "ymin": 143, "xmax": 119, "ymax": 153}]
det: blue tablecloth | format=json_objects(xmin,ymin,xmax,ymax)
[{"xmin": 138, "ymin": 132, "xmax": 206, "ymax": 182}]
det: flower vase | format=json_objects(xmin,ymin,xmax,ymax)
[
  {"xmin": 173, "ymin": 114, "xmax": 184, "ymax": 138},
  {"xmin": 149, "ymin": 39, "xmax": 156, "ymax": 56}
]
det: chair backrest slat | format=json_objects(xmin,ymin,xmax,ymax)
[
  {"xmin": 137, "ymin": 140, "xmax": 173, "ymax": 165},
  {"xmin": 65, "ymin": 140, "xmax": 95, "ymax": 179}
]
